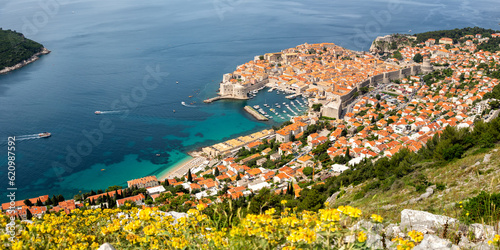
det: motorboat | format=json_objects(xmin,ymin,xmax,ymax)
[{"xmin": 39, "ymin": 132, "xmax": 51, "ymax": 138}]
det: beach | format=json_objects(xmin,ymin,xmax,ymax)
[{"xmin": 159, "ymin": 152, "xmax": 208, "ymax": 180}]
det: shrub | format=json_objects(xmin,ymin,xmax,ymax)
[{"xmin": 460, "ymin": 191, "xmax": 500, "ymax": 225}]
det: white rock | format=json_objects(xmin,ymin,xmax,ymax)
[
  {"xmin": 470, "ymin": 223, "xmax": 496, "ymax": 240},
  {"xmin": 351, "ymin": 219, "xmax": 383, "ymax": 233},
  {"xmin": 400, "ymin": 209, "xmax": 457, "ymax": 233},
  {"xmin": 97, "ymin": 243, "xmax": 116, "ymax": 250},
  {"xmin": 413, "ymin": 234, "xmax": 459, "ymax": 250},
  {"xmin": 163, "ymin": 211, "xmax": 189, "ymax": 222},
  {"xmin": 484, "ymin": 153, "xmax": 491, "ymax": 163}
]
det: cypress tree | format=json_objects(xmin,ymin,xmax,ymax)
[
  {"xmin": 25, "ymin": 209, "xmax": 33, "ymax": 220},
  {"xmin": 51, "ymin": 195, "xmax": 58, "ymax": 206},
  {"xmin": 187, "ymin": 169, "xmax": 193, "ymax": 182}
]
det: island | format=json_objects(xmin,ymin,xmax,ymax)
[{"xmin": 0, "ymin": 29, "xmax": 50, "ymax": 74}]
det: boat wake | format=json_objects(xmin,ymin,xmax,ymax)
[
  {"xmin": 95, "ymin": 110, "xmax": 125, "ymax": 115},
  {"xmin": 181, "ymin": 101, "xmax": 197, "ymax": 108},
  {"xmin": 15, "ymin": 134, "xmax": 44, "ymax": 141}
]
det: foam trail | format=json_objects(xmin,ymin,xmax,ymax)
[
  {"xmin": 15, "ymin": 134, "xmax": 42, "ymax": 141},
  {"xmin": 181, "ymin": 101, "xmax": 197, "ymax": 108},
  {"xmin": 95, "ymin": 110, "xmax": 125, "ymax": 115}
]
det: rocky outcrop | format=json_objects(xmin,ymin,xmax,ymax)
[
  {"xmin": 403, "ymin": 185, "xmax": 435, "ymax": 205},
  {"xmin": 400, "ymin": 209, "xmax": 457, "ymax": 234},
  {"xmin": 413, "ymin": 234, "xmax": 459, "ymax": 250},
  {"xmin": 369, "ymin": 35, "xmax": 394, "ymax": 54},
  {"xmin": 0, "ymin": 48, "xmax": 50, "ymax": 74}
]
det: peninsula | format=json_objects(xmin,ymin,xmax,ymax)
[{"xmin": 0, "ymin": 29, "xmax": 50, "ymax": 74}]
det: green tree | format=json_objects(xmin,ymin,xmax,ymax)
[
  {"xmin": 312, "ymin": 104, "xmax": 322, "ymax": 112},
  {"xmin": 25, "ymin": 208, "xmax": 33, "ymax": 220},
  {"xmin": 105, "ymin": 185, "xmax": 122, "ymax": 192},
  {"xmin": 392, "ymin": 51, "xmax": 402, "ymax": 60},
  {"xmin": 187, "ymin": 169, "xmax": 193, "ymax": 183},
  {"xmin": 23, "ymin": 199, "xmax": 33, "ymax": 207},
  {"xmin": 303, "ymin": 167, "xmax": 313, "ymax": 176},
  {"xmin": 413, "ymin": 53, "xmax": 423, "ymax": 63},
  {"xmin": 297, "ymin": 188, "xmax": 325, "ymax": 212}
]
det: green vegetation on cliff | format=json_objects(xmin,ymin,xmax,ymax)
[
  {"xmin": 0, "ymin": 29, "xmax": 44, "ymax": 70},
  {"xmin": 414, "ymin": 27, "xmax": 499, "ymax": 43}
]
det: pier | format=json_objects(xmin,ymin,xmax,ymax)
[
  {"xmin": 204, "ymin": 96, "xmax": 221, "ymax": 103},
  {"xmin": 244, "ymin": 106, "xmax": 268, "ymax": 121},
  {"xmin": 285, "ymin": 93, "xmax": 301, "ymax": 99}
]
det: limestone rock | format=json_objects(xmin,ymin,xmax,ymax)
[
  {"xmin": 472, "ymin": 241, "xmax": 494, "ymax": 250},
  {"xmin": 351, "ymin": 219, "xmax": 383, "ymax": 234},
  {"xmin": 97, "ymin": 243, "xmax": 116, "ymax": 250},
  {"xmin": 413, "ymin": 234, "xmax": 459, "ymax": 250},
  {"xmin": 366, "ymin": 232, "xmax": 384, "ymax": 249},
  {"xmin": 469, "ymin": 223, "xmax": 497, "ymax": 241},
  {"xmin": 384, "ymin": 223, "xmax": 404, "ymax": 238},
  {"xmin": 400, "ymin": 209, "xmax": 457, "ymax": 233},
  {"xmin": 163, "ymin": 211, "xmax": 188, "ymax": 222},
  {"xmin": 484, "ymin": 153, "xmax": 491, "ymax": 163}
]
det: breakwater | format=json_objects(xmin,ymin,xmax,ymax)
[{"xmin": 244, "ymin": 106, "xmax": 268, "ymax": 121}]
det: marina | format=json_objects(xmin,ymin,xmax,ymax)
[{"xmin": 242, "ymin": 87, "xmax": 308, "ymax": 122}]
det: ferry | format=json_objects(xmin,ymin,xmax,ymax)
[
  {"xmin": 95, "ymin": 111, "xmax": 102, "ymax": 115},
  {"xmin": 38, "ymin": 132, "xmax": 51, "ymax": 138}
]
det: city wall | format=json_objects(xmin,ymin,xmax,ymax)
[{"xmin": 340, "ymin": 65, "xmax": 423, "ymax": 111}]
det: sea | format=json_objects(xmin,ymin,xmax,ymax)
[{"xmin": 0, "ymin": 0, "xmax": 498, "ymax": 202}]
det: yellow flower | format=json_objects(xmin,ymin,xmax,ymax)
[
  {"xmin": 358, "ymin": 231, "xmax": 367, "ymax": 242},
  {"xmin": 281, "ymin": 200, "xmax": 288, "ymax": 205},
  {"xmin": 371, "ymin": 214, "xmax": 383, "ymax": 223},
  {"xmin": 408, "ymin": 230, "xmax": 424, "ymax": 243},
  {"xmin": 196, "ymin": 203, "xmax": 206, "ymax": 211},
  {"xmin": 265, "ymin": 208, "xmax": 276, "ymax": 215}
]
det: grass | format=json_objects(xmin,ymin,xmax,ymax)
[{"xmin": 330, "ymin": 145, "xmax": 500, "ymax": 224}]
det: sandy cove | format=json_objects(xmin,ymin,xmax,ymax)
[{"xmin": 159, "ymin": 151, "xmax": 208, "ymax": 180}]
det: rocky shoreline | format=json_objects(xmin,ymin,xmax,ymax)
[{"xmin": 0, "ymin": 47, "xmax": 51, "ymax": 75}]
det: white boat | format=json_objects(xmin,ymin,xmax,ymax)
[
  {"xmin": 38, "ymin": 132, "xmax": 51, "ymax": 138},
  {"xmin": 253, "ymin": 105, "xmax": 260, "ymax": 109}
]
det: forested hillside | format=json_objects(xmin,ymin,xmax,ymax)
[{"xmin": 0, "ymin": 29, "xmax": 44, "ymax": 70}]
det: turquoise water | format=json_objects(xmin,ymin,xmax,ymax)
[{"xmin": 0, "ymin": 0, "xmax": 498, "ymax": 202}]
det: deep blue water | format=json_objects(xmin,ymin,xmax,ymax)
[{"xmin": 0, "ymin": 0, "xmax": 498, "ymax": 202}]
